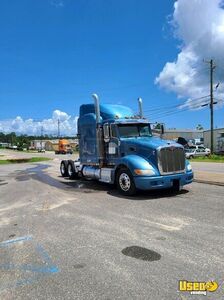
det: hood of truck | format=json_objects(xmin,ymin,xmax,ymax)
[
  {"xmin": 120, "ymin": 136, "xmax": 178, "ymax": 150},
  {"xmin": 120, "ymin": 136, "xmax": 181, "ymax": 167}
]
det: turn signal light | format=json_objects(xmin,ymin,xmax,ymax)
[{"xmin": 134, "ymin": 169, "xmax": 155, "ymax": 175}]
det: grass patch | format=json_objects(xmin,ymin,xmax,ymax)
[
  {"xmin": 190, "ymin": 155, "xmax": 224, "ymax": 163},
  {"xmin": 0, "ymin": 157, "xmax": 52, "ymax": 165},
  {"xmin": 28, "ymin": 157, "xmax": 52, "ymax": 163}
]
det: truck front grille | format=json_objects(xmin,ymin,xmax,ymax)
[{"xmin": 157, "ymin": 146, "xmax": 185, "ymax": 175}]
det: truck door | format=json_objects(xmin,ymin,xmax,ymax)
[
  {"xmin": 110, "ymin": 124, "xmax": 120, "ymax": 157},
  {"xmin": 103, "ymin": 123, "xmax": 119, "ymax": 161}
]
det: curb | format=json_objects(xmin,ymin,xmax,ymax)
[{"xmin": 193, "ymin": 179, "xmax": 224, "ymax": 187}]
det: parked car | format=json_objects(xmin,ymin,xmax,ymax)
[
  {"xmin": 189, "ymin": 145, "xmax": 211, "ymax": 154},
  {"xmin": 185, "ymin": 147, "xmax": 210, "ymax": 159},
  {"xmin": 38, "ymin": 148, "xmax": 46, "ymax": 153}
]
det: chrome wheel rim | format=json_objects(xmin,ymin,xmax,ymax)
[{"xmin": 119, "ymin": 173, "xmax": 131, "ymax": 191}]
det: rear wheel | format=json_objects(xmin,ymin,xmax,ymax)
[
  {"xmin": 60, "ymin": 160, "xmax": 68, "ymax": 177},
  {"xmin": 116, "ymin": 168, "xmax": 136, "ymax": 196},
  {"xmin": 67, "ymin": 160, "xmax": 79, "ymax": 179}
]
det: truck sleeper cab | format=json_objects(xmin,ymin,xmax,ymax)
[{"xmin": 60, "ymin": 94, "xmax": 193, "ymax": 195}]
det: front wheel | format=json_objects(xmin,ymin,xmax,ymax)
[{"xmin": 116, "ymin": 168, "xmax": 137, "ymax": 196}]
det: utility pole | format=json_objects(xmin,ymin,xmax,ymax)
[
  {"xmin": 40, "ymin": 126, "xmax": 43, "ymax": 150},
  {"xmin": 204, "ymin": 59, "xmax": 216, "ymax": 154},
  {"xmin": 57, "ymin": 119, "xmax": 60, "ymax": 138},
  {"xmin": 209, "ymin": 59, "xmax": 215, "ymax": 154}
]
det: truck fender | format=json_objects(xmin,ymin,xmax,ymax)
[{"xmin": 115, "ymin": 155, "xmax": 158, "ymax": 177}]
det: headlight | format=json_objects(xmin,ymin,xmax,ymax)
[
  {"xmin": 187, "ymin": 164, "xmax": 192, "ymax": 171},
  {"xmin": 134, "ymin": 169, "xmax": 156, "ymax": 175}
]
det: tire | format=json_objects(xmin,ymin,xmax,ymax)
[
  {"xmin": 189, "ymin": 155, "xmax": 193, "ymax": 159},
  {"xmin": 60, "ymin": 160, "xmax": 68, "ymax": 177},
  {"xmin": 116, "ymin": 168, "xmax": 137, "ymax": 196},
  {"xmin": 67, "ymin": 160, "xmax": 78, "ymax": 179}
]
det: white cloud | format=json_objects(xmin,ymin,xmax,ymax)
[
  {"xmin": 50, "ymin": 0, "xmax": 64, "ymax": 8},
  {"xmin": 155, "ymin": 0, "xmax": 224, "ymax": 108},
  {"xmin": 0, "ymin": 110, "xmax": 78, "ymax": 136},
  {"xmin": 52, "ymin": 110, "xmax": 70, "ymax": 122}
]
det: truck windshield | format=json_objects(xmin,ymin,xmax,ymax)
[{"xmin": 118, "ymin": 124, "xmax": 152, "ymax": 138}]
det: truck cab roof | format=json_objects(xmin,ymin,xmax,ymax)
[{"xmin": 79, "ymin": 103, "xmax": 142, "ymax": 122}]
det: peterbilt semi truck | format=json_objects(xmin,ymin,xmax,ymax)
[{"xmin": 60, "ymin": 94, "xmax": 193, "ymax": 195}]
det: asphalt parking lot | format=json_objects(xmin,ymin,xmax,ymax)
[{"xmin": 0, "ymin": 152, "xmax": 224, "ymax": 299}]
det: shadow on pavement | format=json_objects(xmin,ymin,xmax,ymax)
[
  {"xmin": 13, "ymin": 164, "xmax": 189, "ymax": 199},
  {"xmin": 14, "ymin": 164, "xmax": 113, "ymax": 193},
  {"xmin": 107, "ymin": 188, "xmax": 189, "ymax": 200},
  {"xmin": 61, "ymin": 178, "xmax": 115, "ymax": 192}
]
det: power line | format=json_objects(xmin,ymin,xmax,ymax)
[
  {"xmin": 146, "ymin": 97, "xmax": 224, "ymax": 122},
  {"xmin": 147, "ymin": 105, "xmax": 202, "ymax": 122},
  {"xmin": 143, "ymin": 95, "xmax": 210, "ymax": 114},
  {"xmin": 144, "ymin": 99, "xmax": 215, "ymax": 121},
  {"xmin": 143, "ymin": 96, "xmax": 210, "ymax": 119},
  {"xmin": 214, "ymin": 98, "xmax": 224, "ymax": 102},
  {"xmin": 143, "ymin": 104, "xmax": 181, "ymax": 114}
]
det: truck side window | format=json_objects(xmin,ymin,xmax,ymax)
[{"xmin": 111, "ymin": 125, "xmax": 117, "ymax": 137}]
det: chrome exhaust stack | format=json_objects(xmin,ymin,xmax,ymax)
[
  {"xmin": 92, "ymin": 93, "xmax": 104, "ymax": 166},
  {"xmin": 92, "ymin": 93, "xmax": 100, "ymax": 124},
  {"xmin": 138, "ymin": 97, "xmax": 143, "ymax": 118}
]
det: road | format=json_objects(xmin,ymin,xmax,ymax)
[
  {"xmin": 0, "ymin": 149, "xmax": 74, "ymax": 160},
  {"xmin": 0, "ymin": 151, "xmax": 224, "ymax": 299},
  {"xmin": 191, "ymin": 161, "xmax": 224, "ymax": 185},
  {"xmin": 191, "ymin": 161, "xmax": 224, "ymax": 174}
]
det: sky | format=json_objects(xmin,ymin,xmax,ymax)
[{"xmin": 0, "ymin": 0, "xmax": 224, "ymax": 135}]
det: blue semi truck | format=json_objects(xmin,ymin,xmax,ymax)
[{"xmin": 60, "ymin": 94, "xmax": 193, "ymax": 195}]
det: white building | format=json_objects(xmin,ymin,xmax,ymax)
[
  {"xmin": 30, "ymin": 140, "xmax": 47, "ymax": 150},
  {"xmin": 203, "ymin": 128, "xmax": 224, "ymax": 153},
  {"xmin": 163, "ymin": 129, "xmax": 203, "ymax": 141},
  {"xmin": 30, "ymin": 139, "xmax": 79, "ymax": 151}
]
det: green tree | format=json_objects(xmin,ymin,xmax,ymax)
[
  {"xmin": 196, "ymin": 124, "xmax": 204, "ymax": 130},
  {"xmin": 154, "ymin": 123, "xmax": 162, "ymax": 130}
]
